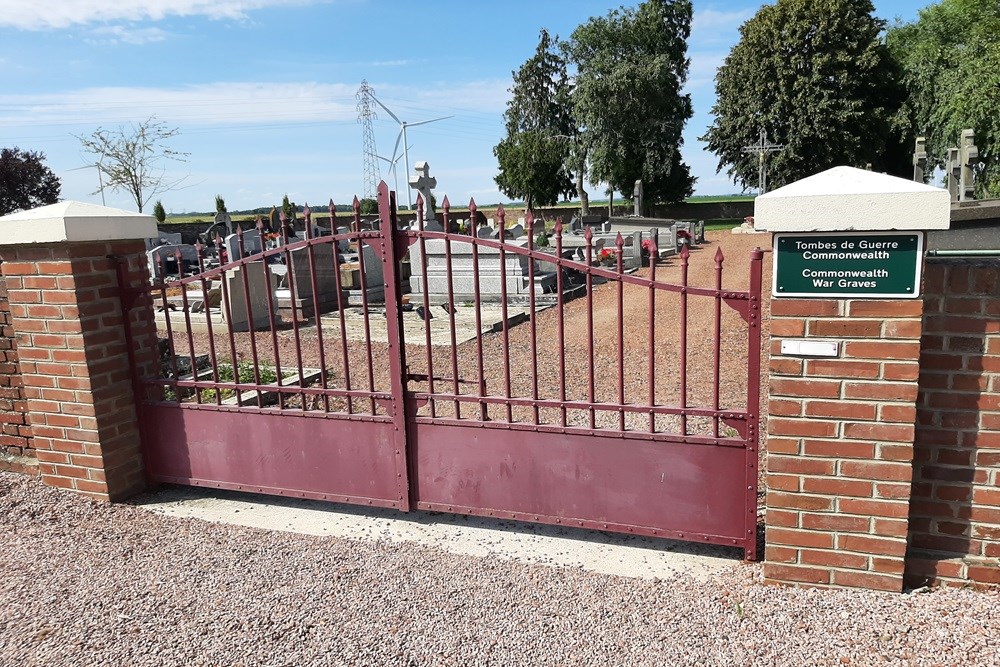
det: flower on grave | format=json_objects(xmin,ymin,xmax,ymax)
[
  {"xmin": 598, "ymin": 247, "xmax": 618, "ymax": 264},
  {"xmin": 744, "ymin": 216, "xmax": 755, "ymax": 228},
  {"xmin": 677, "ymin": 229, "xmax": 691, "ymax": 240},
  {"xmin": 641, "ymin": 238, "xmax": 657, "ymax": 253}
]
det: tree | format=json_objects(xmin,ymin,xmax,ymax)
[
  {"xmin": 494, "ymin": 29, "xmax": 576, "ymax": 210},
  {"xmin": 0, "ymin": 147, "xmax": 61, "ymax": 216},
  {"xmin": 358, "ymin": 198, "xmax": 378, "ymax": 215},
  {"xmin": 281, "ymin": 194, "xmax": 294, "ymax": 219},
  {"xmin": 888, "ymin": 0, "xmax": 1000, "ymax": 198},
  {"xmin": 702, "ymin": 0, "xmax": 906, "ymax": 192},
  {"xmin": 152, "ymin": 200, "xmax": 166, "ymax": 223},
  {"xmin": 565, "ymin": 0, "xmax": 695, "ymax": 208},
  {"xmin": 77, "ymin": 115, "xmax": 188, "ymax": 213},
  {"xmin": 215, "ymin": 195, "xmax": 226, "ymax": 214}
]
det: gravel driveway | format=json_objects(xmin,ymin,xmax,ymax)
[{"xmin": 2, "ymin": 472, "xmax": 998, "ymax": 667}]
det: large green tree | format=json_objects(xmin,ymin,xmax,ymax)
[
  {"xmin": 888, "ymin": 0, "xmax": 1000, "ymax": 198},
  {"xmin": 702, "ymin": 0, "xmax": 906, "ymax": 192},
  {"xmin": 565, "ymin": 0, "xmax": 695, "ymax": 207},
  {"xmin": 494, "ymin": 29, "xmax": 575, "ymax": 209},
  {"xmin": 0, "ymin": 147, "xmax": 61, "ymax": 216}
]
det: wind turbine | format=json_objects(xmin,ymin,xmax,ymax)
[
  {"xmin": 367, "ymin": 93, "xmax": 452, "ymax": 209},
  {"xmin": 369, "ymin": 141, "xmax": 411, "ymax": 199}
]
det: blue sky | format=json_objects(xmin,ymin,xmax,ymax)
[{"xmin": 0, "ymin": 0, "xmax": 923, "ymax": 214}]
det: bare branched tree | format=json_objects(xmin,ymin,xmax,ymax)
[{"xmin": 76, "ymin": 116, "xmax": 189, "ymax": 212}]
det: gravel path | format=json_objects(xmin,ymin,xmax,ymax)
[{"xmin": 2, "ymin": 472, "xmax": 998, "ymax": 667}]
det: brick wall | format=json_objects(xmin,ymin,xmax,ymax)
[
  {"xmin": 0, "ymin": 272, "xmax": 34, "ymax": 474},
  {"xmin": 907, "ymin": 259, "xmax": 1000, "ymax": 587},
  {"xmin": 764, "ymin": 298, "xmax": 923, "ymax": 592}
]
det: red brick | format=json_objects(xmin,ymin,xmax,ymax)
[
  {"xmin": 843, "ymin": 381, "xmax": 917, "ymax": 401},
  {"xmin": 842, "ymin": 422, "xmax": 914, "ymax": 443},
  {"xmin": 800, "ymin": 512, "xmax": 870, "ymax": 532},
  {"xmin": 767, "ymin": 437, "xmax": 800, "ymax": 455},
  {"xmin": 805, "ymin": 359, "xmax": 881, "ymax": 379},
  {"xmin": 967, "ymin": 566, "xmax": 1000, "ymax": 585},
  {"xmin": 879, "ymin": 404, "xmax": 916, "ymax": 423},
  {"xmin": 767, "ymin": 474, "xmax": 800, "ymax": 492},
  {"xmin": 801, "ymin": 476, "xmax": 874, "ymax": 498},
  {"xmin": 768, "ymin": 398, "xmax": 802, "ymax": 416},
  {"xmin": 800, "ymin": 549, "xmax": 869, "ymax": 570},
  {"xmin": 769, "ymin": 456, "xmax": 836, "ymax": 476},
  {"xmin": 848, "ymin": 300, "xmax": 923, "ymax": 318},
  {"xmin": 768, "ymin": 492, "xmax": 835, "ymax": 512},
  {"xmin": 873, "ymin": 518, "xmax": 909, "ymax": 538},
  {"xmin": 801, "ymin": 440, "xmax": 875, "ymax": 459},
  {"xmin": 809, "ymin": 319, "xmax": 882, "ymax": 337},
  {"xmin": 883, "ymin": 362, "xmax": 920, "ymax": 381},
  {"xmin": 765, "ymin": 526, "xmax": 834, "ymax": 549},
  {"xmin": 764, "ymin": 545, "xmax": 799, "ymax": 563},
  {"xmin": 874, "ymin": 483, "xmax": 912, "ymax": 500},
  {"xmin": 766, "ymin": 508, "xmax": 800, "ymax": 527},
  {"xmin": 763, "ymin": 563, "xmax": 831, "ymax": 585},
  {"xmin": 883, "ymin": 320, "xmax": 923, "ymax": 339},
  {"xmin": 839, "ymin": 498, "xmax": 911, "ymax": 519},
  {"xmin": 805, "ymin": 400, "xmax": 876, "ymax": 420},
  {"xmin": 838, "ymin": 534, "xmax": 907, "ymax": 558},
  {"xmin": 769, "ymin": 358, "xmax": 804, "ymax": 376},
  {"xmin": 768, "ymin": 417, "xmax": 838, "ymax": 438},
  {"xmin": 844, "ymin": 341, "xmax": 921, "ymax": 361},
  {"xmin": 832, "ymin": 570, "xmax": 902, "ymax": 592},
  {"xmin": 770, "ymin": 378, "xmax": 842, "ymax": 399},
  {"xmin": 771, "ymin": 300, "xmax": 841, "ymax": 317},
  {"xmin": 771, "ymin": 319, "xmax": 806, "ymax": 336}
]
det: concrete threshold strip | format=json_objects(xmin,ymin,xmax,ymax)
[{"xmin": 138, "ymin": 486, "xmax": 742, "ymax": 582}]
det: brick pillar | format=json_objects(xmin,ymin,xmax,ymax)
[
  {"xmin": 755, "ymin": 166, "xmax": 950, "ymax": 592},
  {"xmin": 0, "ymin": 241, "xmax": 154, "ymax": 499},
  {"xmin": 0, "ymin": 201, "xmax": 158, "ymax": 500},
  {"xmin": 764, "ymin": 298, "xmax": 923, "ymax": 591}
]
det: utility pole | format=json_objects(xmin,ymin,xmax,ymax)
[{"xmin": 742, "ymin": 129, "xmax": 785, "ymax": 194}]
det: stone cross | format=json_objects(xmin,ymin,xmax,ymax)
[
  {"xmin": 633, "ymin": 180, "xmax": 643, "ymax": 216},
  {"xmin": 214, "ymin": 210, "xmax": 233, "ymax": 236},
  {"xmin": 946, "ymin": 148, "xmax": 961, "ymax": 202},
  {"xmin": 959, "ymin": 129, "xmax": 979, "ymax": 202},
  {"xmin": 408, "ymin": 161, "xmax": 441, "ymax": 231},
  {"xmin": 912, "ymin": 137, "xmax": 927, "ymax": 183}
]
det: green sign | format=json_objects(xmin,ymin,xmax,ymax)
[{"xmin": 773, "ymin": 232, "xmax": 924, "ymax": 298}]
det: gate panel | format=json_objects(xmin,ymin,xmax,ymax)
[
  {"xmin": 141, "ymin": 406, "xmax": 401, "ymax": 507},
  {"xmin": 412, "ymin": 422, "xmax": 748, "ymax": 543}
]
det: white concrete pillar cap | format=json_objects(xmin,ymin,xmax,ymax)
[
  {"xmin": 0, "ymin": 201, "xmax": 158, "ymax": 245},
  {"xmin": 754, "ymin": 166, "xmax": 951, "ymax": 232}
]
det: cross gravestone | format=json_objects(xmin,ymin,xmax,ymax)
[
  {"xmin": 947, "ymin": 148, "xmax": 961, "ymax": 201},
  {"xmin": 633, "ymin": 180, "xmax": 643, "ymax": 216},
  {"xmin": 408, "ymin": 161, "xmax": 442, "ymax": 231},
  {"xmin": 913, "ymin": 137, "xmax": 927, "ymax": 183},
  {"xmin": 959, "ymin": 129, "xmax": 979, "ymax": 202}
]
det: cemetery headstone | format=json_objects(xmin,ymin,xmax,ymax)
[
  {"xmin": 913, "ymin": 137, "xmax": 928, "ymax": 183},
  {"xmin": 408, "ymin": 162, "xmax": 443, "ymax": 231},
  {"xmin": 633, "ymin": 179, "xmax": 643, "ymax": 216},
  {"xmin": 960, "ymin": 129, "xmax": 979, "ymax": 202}
]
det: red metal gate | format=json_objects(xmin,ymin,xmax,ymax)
[{"xmin": 121, "ymin": 181, "xmax": 762, "ymax": 559}]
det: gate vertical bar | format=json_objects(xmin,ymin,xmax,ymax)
[
  {"xmin": 744, "ymin": 247, "xmax": 764, "ymax": 561},
  {"xmin": 378, "ymin": 181, "xmax": 412, "ymax": 511}
]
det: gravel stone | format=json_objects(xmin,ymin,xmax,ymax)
[{"xmin": 2, "ymin": 472, "xmax": 998, "ymax": 666}]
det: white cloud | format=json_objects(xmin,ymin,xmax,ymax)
[
  {"xmin": 87, "ymin": 25, "xmax": 170, "ymax": 45},
  {"xmin": 0, "ymin": 79, "xmax": 508, "ymax": 129},
  {"xmin": 690, "ymin": 7, "xmax": 754, "ymax": 47},
  {"xmin": 0, "ymin": 0, "xmax": 328, "ymax": 30}
]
